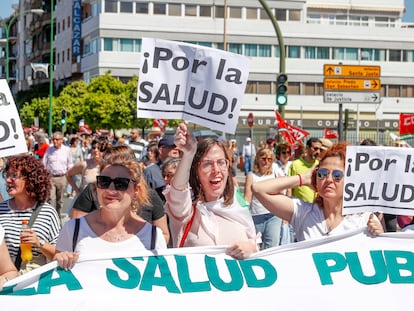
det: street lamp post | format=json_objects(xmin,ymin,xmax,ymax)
[
  {"xmin": 48, "ymin": 0, "xmax": 55, "ymax": 137},
  {"xmin": 4, "ymin": 9, "xmax": 44, "ymax": 82}
]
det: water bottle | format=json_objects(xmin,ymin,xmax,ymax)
[{"xmin": 20, "ymin": 220, "xmax": 33, "ymax": 262}]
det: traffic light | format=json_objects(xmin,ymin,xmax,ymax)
[
  {"xmin": 61, "ymin": 109, "xmax": 67, "ymax": 125},
  {"xmin": 276, "ymin": 73, "xmax": 288, "ymax": 106}
]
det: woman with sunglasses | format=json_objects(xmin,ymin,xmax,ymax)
[
  {"xmin": 252, "ymin": 142, "xmax": 383, "ymax": 241},
  {"xmin": 244, "ymin": 148, "xmax": 282, "ymax": 249},
  {"xmin": 54, "ymin": 154, "xmax": 167, "ymax": 270},
  {"xmin": 164, "ymin": 123, "xmax": 258, "ymax": 260}
]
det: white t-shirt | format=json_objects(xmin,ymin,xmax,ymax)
[
  {"xmin": 57, "ymin": 217, "xmax": 166, "ymax": 259},
  {"xmin": 250, "ymin": 172, "xmax": 276, "ymax": 216},
  {"xmin": 290, "ymin": 198, "xmax": 372, "ymax": 242}
]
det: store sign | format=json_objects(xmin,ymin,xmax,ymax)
[
  {"xmin": 238, "ymin": 116, "xmax": 399, "ymax": 130},
  {"xmin": 72, "ymin": 0, "xmax": 82, "ymax": 56}
]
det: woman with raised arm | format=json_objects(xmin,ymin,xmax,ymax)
[
  {"xmin": 164, "ymin": 123, "xmax": 258, "ymax": 260},
  {"xmin": 252, "ymin": 142, "xmax": 383, "ymax": 241}
]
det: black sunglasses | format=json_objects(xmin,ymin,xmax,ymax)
[
  {"xmin": 316, "ymin": 168, "xmax": 344, "ymax": 182},
  {"xmin": 96, "ymin": 176, "xmax": 135, "ymax": 191}
]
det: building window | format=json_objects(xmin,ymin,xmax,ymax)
[
  {"xmin": 288, "ymin": 46, "xmax": 300, "ymax": 58},
  {"xmin": 200, "ymin": 6, "xmax": 211, "ymax": 17},
  {"xmin": 245, "ymin": 81, "xmax": 257, "ymax": 93},
  {"xmin": 333, "ymin": 47, "xmax": 358, "ymax": 60},
  {"xmin": 275, "ymin": 9, "xmax": 287, "ymax": 21},
  {"xmin": 274, "ymin": 45, "xmax": 280, "ymax": 58},
  {"xmin": 105, "ymin": 0, "xmax": 117, "ymax": 13},
  {"xmin": 245, "ymin": 44, "xmax": 257, "ymax": 57},
  {"xmin": 120, "ymin": 2, "xmax": 133, "ymax": 13},
  {"xmin": 259, "ymin": 8, "xmax": 270, "ymax": 20},
  {"xmin": 62, "ymin": 19, "xmax": 65, "ymax": 31},
  {"xmin": 403, "ymin": 50, "xmax": 414, "ymax": 62},
  {"xmin": 258, "ymin": 81, "xmax": 271, "ymax": 94},
  {"xmin": 401, "ymin": 85, "xmax": 414, "ymax": 97},
  {"xmin": 388, "ymin": 85, "xmax": 399, "ymax": 97},
  {"xmin": 62, "ymin": 50, "xmax": 65, "ymax": 63},
  {"xmin": 67, "ymin": 48, "xmax": 70, "ymax": 61},
  {"xmin": 215, "ymin": 6, "xmax": 224, "ymax": 18},
  {"xmin": 258, "ymin": 45, "xmax": 271, "ymax": 57},
  {"xmin": 389, "ymin": 50, "xmax": 401, "ymax": 62},
  {"xmin": 134, "ymin": 39, "xmax": 142, "ymax": 52},
  {"xmin": 288, "ymin": 82, "xmax": 300, "ymax": 95},
  {"xmin": 304, "ymin": 47, "xmax": 316, "ymax": 59},
  {"xmin": 120, "ymin": 39, "xmax": 134, "ymax": 52},
  {"xmin": 104, "ymin": 38, "xmax": 113, "ymax": 51},
  {"xmin": 289, "ymin": 10, "xmax": 301, "ymax": 21},
  {"xmin": 246, "ymin": 8, "xmax": 257, "ymax": 19},
  {"xmin": 228, "ymin": 43, "xmax": 242, "ymax": 55},
  {"xmin": 136, "ymin": 2, "xmax": 148, "ymax": 14},
  {"xmin": 229, "ymin": 7, "xmax": 242, "ymax": 18},
  {"xmin": 303, "ymin": 83, "xmax": 316, "ymax": 95},
  {"xmin": 185, "ymin": 5, "xmax": 197, "ymax": 16},
  {"xmin": 154, "ymin": 3, "xmax": 166, "ymax": 15},
  {"xmin": 68, "ymin": 16, "xmax": 71, "ymax": 28},
  {"xmin": 168, "ymin": 4, "xmax": 181, "ymax": 16}
]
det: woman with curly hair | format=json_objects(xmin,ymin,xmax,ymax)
[
  {"xmin": 252, "ymin": 142, "xmax": 384, "ymax": 241},
  {"xmin": 54, "ymin": 152, "xmax": 167, "ymax": 270},
  {"xmin": 0, "ymin": 154, "xmax": 61, "ymax": 272}
]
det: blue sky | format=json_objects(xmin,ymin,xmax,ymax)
[{"xmin": 1, "ymin": 0, "xmax": 413, "ymax": 22}]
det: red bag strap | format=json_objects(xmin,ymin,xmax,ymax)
[{"xmin": 179, "ymin": 203, "xmax": 197, "ymax": 248}]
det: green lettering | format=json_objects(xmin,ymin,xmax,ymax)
[
  {"xmin": 239, "ymin": 258, "xmax": 277, "ymax": 288},
  {"xmin": 107, "ymin": 257, "xmax": 142, "ymax": 289},
  {"xmin": 346, "ymin": 251, "xmax": 387, "ymax": 284},
  {"xmin": 205, "ymin": 256, "xmax": 243, "ymax": 291},
  {"xmin": 140, "ymin": 256, "xmax": 180, "ymax": 293},
  {"xmin": 175, "ymin": 255, "xmax": 211, "ymax": 293},
  {"xmin": 37, "ymin": 268, "xmax": 82, "ymax": 294},
  {"xmin": 313, "ymin": 252, "xmax": 347, "ymax": 285},
  {"xmin": 384, "ymin": 250, "xmax": 414, "ymax": 283}
]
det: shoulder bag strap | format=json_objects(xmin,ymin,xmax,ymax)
[
  {"xmin": 179, "ymin": 203, "xmax": 197, "ymax": 248},
  {"xmin": 72, "ymin": 218, "xmax": 80, "ymax": 252},
  {"xmin": 15, "ymin": 202, "xmax": 43, "ymax": 269},
  {"xmin": 150, "ymin": 225, "xmax": 157, "ymax": 250}
]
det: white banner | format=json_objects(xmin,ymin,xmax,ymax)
[
  {"xmin": 2, "ymin": 230, "xmax": 414, "ymax": 310},
  {"xmin": 344, "ymin": 146, "xmax": 414, "ymax": 216},
  {"xmin": 137, "ymin": 38, "xmax": 251, "ymax": 134},
  {"xmin": 0, "ymin": 80, "xmax": 29, "ymax": 157}
]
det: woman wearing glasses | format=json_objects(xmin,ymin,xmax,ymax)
[
  {"xmin": 164, "ymin": 123, "xmax": 258, "ymax": 259},
  {"xmin": 54, "ymin": 154, "xmax": 167, "ymax": 270},
  {"xmin": 244, "ymin": 148, "xmax": 282, "ymax": 249},
  {"xmin": 252, "ymin": 142, "xmax": 383, "ymax": 241}
]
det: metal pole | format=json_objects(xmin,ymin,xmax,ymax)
[
  {"xmin": 258, "ymin": 0, "xmax": 286, "ymax": 118},
  {"xmin": 48, "ymin": 0, "xmax": 55, "ymax": 137}
]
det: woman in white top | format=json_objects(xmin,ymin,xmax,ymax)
[
  {"xmin": 54, "ymin": 154, "xmax": 167, "ymax": 270},
  {"xmin": 252, "ymin": 142, "xmax": 384, "ymax": 241},
  {"xmin": 244, "ymin": 148, "xmax": 282, "ymax": 249}
]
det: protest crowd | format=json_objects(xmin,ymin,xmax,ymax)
[{"xmin": 0, "ymin": 122, "xmax": 413, "ymax": 291}]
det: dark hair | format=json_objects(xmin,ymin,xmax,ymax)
[
  {"xmin": 189, "ymin": 138, "xmax": 234, "ymax": 206},
  {"xmin": 276, "ymin": 143, "xmax": 291, "ymax": 155},
  {"xmin": 306, "ymin": 137, "xmax": 322, "ymax": 148},
  {"xmin": 161, "ymin": 157, "xmax": 181, "ymax": 177},
  {"xmin": 360, "ymin": 138, "xmax": 377, "ymax": 146},
  {"xmin": 5, "ymin": 154, "xmax": 51, "ymax": 202}
]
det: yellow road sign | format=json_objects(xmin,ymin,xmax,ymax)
[
  {"xmin": 324, "ymin": 78, "xmax": 381, "ymax": 91},
  {"xmin": 324, "ymin": 64, "xmax": 381, "ymax": 78}
]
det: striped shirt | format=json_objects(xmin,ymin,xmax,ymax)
[{"xmin": 0, "ymin": 200, "xmax": 61, "ymax": 262}]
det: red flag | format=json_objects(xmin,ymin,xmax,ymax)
[
  {"xmin": 154, "ymin": 119, "xmax": 168, "ymax": 131},
  {"xmin": 276, "ymin": 111, "xmax": 309, "ymax": 148},
  {"xmin": 323, "ymin": 128, "xmax": 338, "ymax": 139},
  {"xmin": 399, "ymin": 114, "xmax": 414, "ymax": 135}
]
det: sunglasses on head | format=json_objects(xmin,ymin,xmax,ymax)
[
  {"xmin": 96, "ymin": 176, "xmax": 135, "ymax": 191},
  {"xmin": 316, "ymin": 168, "xmax": 344, "ymax": 182}
]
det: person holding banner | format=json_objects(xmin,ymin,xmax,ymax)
[
  {"xmin": 0, "ymin": 224, "xmax": 18, "ymax": 291},
  {"xmin": 54, "ymin": 153, "xmax": 167, "ymax": 270},
  {"xmin": 252, "ymin": 142, "xmax": 384, "ymax": 241},
  {"xmin": 164, "ymin": 123, "xmax": 258, "ymax": 260}
]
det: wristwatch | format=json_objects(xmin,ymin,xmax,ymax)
[{"xmin": 39, "ymin": 239, "xmax": 46, "ymax": 249}]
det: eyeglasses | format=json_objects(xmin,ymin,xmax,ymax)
[
  {"xmin": 260, "ymin": 157, "xmax": 273, "ymax": 162},
  {"xmin": 3, "ymin": 171, "xmax": 22, "ymax": 180},
  {"xmin": 316, "ymin": 168, "xmax": 344, "ymax": 182},
  {"xmin": 199, "ymin": 159, "xmax": 229, "ymax": 173},
  {"xmin": 96, "ymin": 176, "xmax": 136, "ymax": 191}
]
